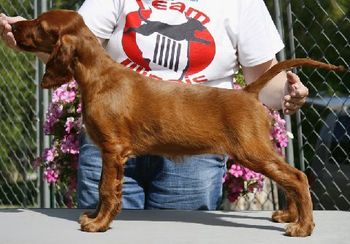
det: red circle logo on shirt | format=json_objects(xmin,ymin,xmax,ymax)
[{"xmin": 122, "ymin": 8, "xmax": 216, "ymax": 81}]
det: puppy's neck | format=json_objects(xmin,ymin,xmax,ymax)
[{"xmin": 73, "ymin": 32, "xmax": 120, "ymax": 88}]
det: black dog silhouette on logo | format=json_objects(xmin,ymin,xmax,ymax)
[{"xmin": 125, "ymin": 8, "xmax": 210, "ymax": 45}]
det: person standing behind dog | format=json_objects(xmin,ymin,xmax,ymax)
[{"xmin": 0, "ymin": 0, "xmax": 309, "ymax": 210}]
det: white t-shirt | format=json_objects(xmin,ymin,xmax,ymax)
[{"xmin": 78, "ymin": 0, "xmax": 284, "ymax": 88}]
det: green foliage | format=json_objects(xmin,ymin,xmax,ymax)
[
  {"xmin": 234, "ymin": 69, "xmax": 246, "ymax": 87},
  {"xmin": 0, "ymin": 0, "xmax": 34, "ymax": 18},
  {"xmin": 0, "ymin": 41, "xmax": 36, "ymax": 179},
  {"xmin": 50, "ymin": 0, "xmax": 84, "ymax": 10}
]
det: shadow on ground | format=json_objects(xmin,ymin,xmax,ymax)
[{"xmin": 0, "ymin": 208, "xmax": 284, "ymax": 233}]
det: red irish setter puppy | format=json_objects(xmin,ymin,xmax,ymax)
[{"xmin": 11, "ymin": 10, "xmax": 344, "ymax": 236}]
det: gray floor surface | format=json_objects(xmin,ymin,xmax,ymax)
[{"xmin": 0, "ymin": 209, "xmax": 348, "ymax": 244}]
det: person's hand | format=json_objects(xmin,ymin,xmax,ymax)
[
  {"xmin": 0, "ymin": 13, "xmax": 26, "ymax": 50},
  {"xmin": 283, "ymin": 71, "xmax": 309, "ymax": 115}
]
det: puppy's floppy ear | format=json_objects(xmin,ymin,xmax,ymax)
[{"xmin": 41, "ymin": 34, "xmax": 77, "ymax": 89}]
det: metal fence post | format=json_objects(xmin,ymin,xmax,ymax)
[
  {"xmin": 285, "ymin": 0, "xmax": 306, "ymax": 172},
  {"xmin": 35, "ymin": 0, "xmax": 51, "ymax": 208},
  {"xmin": 273, "ymin": 0, "xmax": 295, "ymax": 168}
]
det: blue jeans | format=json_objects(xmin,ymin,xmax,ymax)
[{"xmin": 77, "ymin": 130, "xmax": 227, "ymax": 210}]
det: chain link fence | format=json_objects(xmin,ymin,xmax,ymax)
[
  {"xmin": 0, "ymin": 0, "xmax": 83, "ymax": 208},
  {"xmin": 0, "ymin": 0, "xmax": 37, "ymax": 207},
  {"xmin": 0, "ymin": 0, "xmax": 349, "ymax": 210},
  {"xmin": 284, "ymin": 0, "xmax": 350, "ymax": 210}
]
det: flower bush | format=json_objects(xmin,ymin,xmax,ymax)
[
  {"xmin": 34, "ymin": 79, "xmax": 289, "ymax": 207},
  {"xmin": 34, "ymin": 80, "xmax": 81, "ymax": 207},
  {"xmin": 222, "ymin": 82, "xmax": 290, "ymax": 203}
]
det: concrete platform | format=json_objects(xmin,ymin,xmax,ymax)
[{"xmin": 0, "ymin": 209, "xmax": 348, "ymax": 244}]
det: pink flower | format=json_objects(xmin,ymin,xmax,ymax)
[
  {"xmin": 232, "ymin": 83, "xmax": 243, "ymax": 90},
  {"xmin": 269, "ymin": 110, "xmax": 289, "ymax": 152},
  {"xmin": 54, "ymin": 89, "xmax": 76, "ymax": 103},
  {"xmin": 52, "ymin": 81, "xmax": 78, "ymax": 104},
  {"xmin": 68, "ymin": 80, "xmax": 78, "ymax": 89},
  {"xmin": 65, "ymin": 117, "xmax": 76, "ymax": 134},
  {"xmin": 76, "ymin": 103, "xmax": 82, "ymax": 113},
  {"xmin": 43, "ymin": 147, "xmax": 57, "ymax": 162},
  {"xmin": 228, "ymin": 164, "xmax": 244, "ymax": 178},
  {"xmin": 242, "ymin": 170, "xmax": 255, "ymax": 181},
  {"xmin": 224, "ymin": 160, "xmax": 265, "ymax": 203},
  {"xmin": 44, "ymin": 167, "xmax": 59, "ymax": 184}
]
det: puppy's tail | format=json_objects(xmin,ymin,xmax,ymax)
[{"xmin": 243, "ymin": 58, "xmax": 345, "ymax": 95}]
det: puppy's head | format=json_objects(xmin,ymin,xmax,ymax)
[{"xmin": 12, "ymin": 10, "xmax": 84, "ymax": 88}]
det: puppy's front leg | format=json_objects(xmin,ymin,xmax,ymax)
[{"xmin": 80, "ymin": 150, "xmax": 125, "ymax": 232}]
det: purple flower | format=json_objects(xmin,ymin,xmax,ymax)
[
  {"xmin": 228, "ymin": 181, "xmax": 244, "ymax": 193},
  {"xmin": 227, "ymin": 192, "xmax": 240, "ymax": 202},
  {"xmin": 61, "ymin": 134, "xmax": 79, "ymax": 154},
  {"xmin": 44, "ymin": 103, "xmax": 63, "ymax": 134},
  {"xmin": 32, "ymin": 157, "xmax": 42, "ymax": 169}
]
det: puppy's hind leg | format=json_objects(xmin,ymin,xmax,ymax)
[
  {"xmin": 272, "ymin": 191, "xmax": 298, "ymax": 223},
  {"xmin": 231, "ymin": 145, "xmax": 314, "ymax": 237}
]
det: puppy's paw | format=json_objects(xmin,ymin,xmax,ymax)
[
  {"xmin": 80, "ymin": 220, "xmax": 110, "ymax": 232},
  {"xmin": 272, "ymin": 210, "xmax": 297, "ymax": 223},
  {"xmin": 79, "ymin": 211, "xmax": 95, "ymax": 225},
  {"xmin": 285, "ymin": 222, "xmax": 315, "ymax": 237}
]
